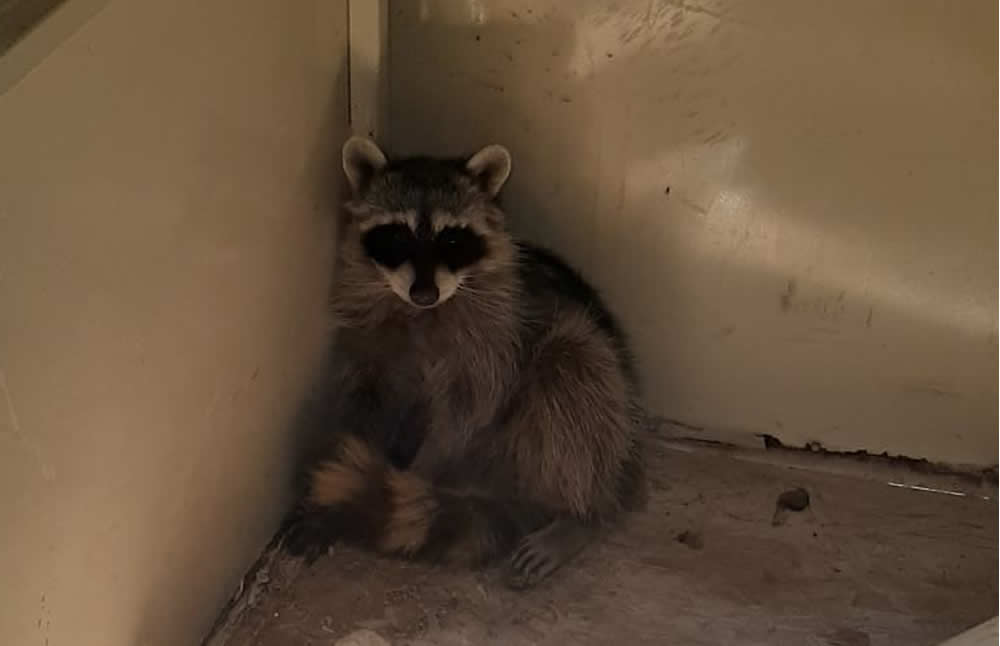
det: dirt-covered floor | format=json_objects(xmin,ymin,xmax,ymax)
[{"xmin": 205, "ymin": 439, "xmax": 997, "ymax": 646}]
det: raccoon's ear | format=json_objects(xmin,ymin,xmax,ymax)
[
  {"xmin": 342, "ymin": 136, "xmax": 388, "ymax": 195},
  {"xmin": 466, "ymin": 144, "xmax": 512, "ymax": 198}
]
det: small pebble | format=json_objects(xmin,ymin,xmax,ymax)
[
  {"xmin": 777, "ymin": 487, "xmax": 810, "ymax": 511},
  {"xmin": 676, "ymin": 529, "xmax": 704, "ymax": 550},
  {"xmin": 334, "ymin": 629, "xmax": 391, "ymax": 646},
  {"xmin": 771, "ymin": 487, "xmax": 811, "ymax": 526}
]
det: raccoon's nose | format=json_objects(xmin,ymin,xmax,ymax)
[{"xmin": 409, "ymin": 283, "xmax": 439, "ymax": 307}]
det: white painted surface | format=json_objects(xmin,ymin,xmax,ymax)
[
  {"xmin": 938, "ymin": 617, "xmax": 999, "ymax": 646},
  {"xmin": 0, "ymin": 0, "xmax": 109, "ymax": 92},
  {"xmin": 0, "ymin": 1, "xmax": 349, "ymax": 644},
  {"xmin": 387, "ymin": 0, "xmax": 998, "ymax": 466},
  {"xmin": 348, "ymin": 0, "xmax": 388, "ymax": 139}
]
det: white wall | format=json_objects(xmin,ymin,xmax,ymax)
[
  {"xmin": 939, "ymin": 618, "xmax": 999, "ymax": 646},
  {"xmin": 388, "ymin": 0, "xmax": 998, "ymax": 466},
  {"xmin": 0, "ymin": 1, "xmax": 348, "ymax": 644}
]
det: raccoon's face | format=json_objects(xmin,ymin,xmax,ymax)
[{"xmin": 341, "ymin": 137, "xmax": 513, "ymax": 309}]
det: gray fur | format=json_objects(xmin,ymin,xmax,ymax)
[{"xmin": 290, "ymin": 138, "xmax": 646, "ymax": 588}]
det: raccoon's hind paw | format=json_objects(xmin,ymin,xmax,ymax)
[
  {"xmin": 505, "ymin": 519, "xmax": 593, "ymax": 589},
  {"xmin": 282, "ymin": 514, "xmax": 335, "ymax": 565}
]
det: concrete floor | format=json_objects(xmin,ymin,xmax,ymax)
[{"xmin": 206, "ymin": 438, "xmax": 997, "ymax": 646}]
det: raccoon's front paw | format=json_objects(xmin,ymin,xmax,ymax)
[
  {"xmin": 505, "ymin": 520, "xmax": 593, "ymax": 590},
  {"xmin": 506, "ymin": 537, "xmax": 561, "ymax": 590}
]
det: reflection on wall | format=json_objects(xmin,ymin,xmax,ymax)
[{"xmin": 390, "ymin": 0, "xmax": 997, "ymax": 465}]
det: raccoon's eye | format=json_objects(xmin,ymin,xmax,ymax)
[
  {"xmin": 435, "ymin": 226, "xmax": 486, "ymax": 271},
  {"xmin": 362, "ymin": 223, "xmax": 413, "ymax": 269}
]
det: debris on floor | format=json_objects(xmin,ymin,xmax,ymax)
[
  {"xmin": 205, "ymin": 439, "xmax": 998, "ymax": 646},
  {"xmin": 675, "ymin": 529, "xmax": 704, "ymax": 550},
  {"xmin": 333, "ymin": 629, "xmax": 392, "ymax": 646},
  {"xmin": 772, "ymin": 486, "xmax": 812, "ymax": 526},
  {"xmin": 778, "ymin": 487, "xmax": 812, "ymax": 511}
]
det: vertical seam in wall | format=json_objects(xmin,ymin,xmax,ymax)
[
  {"xmin": 346, "ymin": 0, "xmax": 387, "ymax": 141},
  {"xmin": 345, "ymin": 0, "xmax": 353, "ymax": 131},
  {"xmin": 382, "ymin": 1, "xmax": 389, "ymax": 146}
]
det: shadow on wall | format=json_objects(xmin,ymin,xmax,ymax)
[
  {"xmin": 130, "ymin": 52, "xmax": 349, "ymax": 646},
  {"xmin": 386, "ymin": 3, "xmax": 997, "ymax": 463}
]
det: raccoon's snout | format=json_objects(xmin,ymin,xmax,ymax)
[
  {"xmin": 410, "ymin": 283, "xmax": 439, "ymax": 307},
  {"xmin": 381, "ymin": 262, "xmax": 460, "ymax": 309},
  {"xmin": 408, "ymin": 262, "xmax": 441, "ymax": 308}
]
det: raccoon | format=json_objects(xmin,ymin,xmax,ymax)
[{"xmin": 286, "ymin": 136, "xmax": 646, "ymax": 588}]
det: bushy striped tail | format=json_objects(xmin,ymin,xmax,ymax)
[{"xmin": 288, "ymin": 436, "xmax": 550, "ymax": 564}]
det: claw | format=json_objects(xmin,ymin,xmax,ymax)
[{"xmin": 505, "ymin": 520, "xmax": 594, "ymax": 590}]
